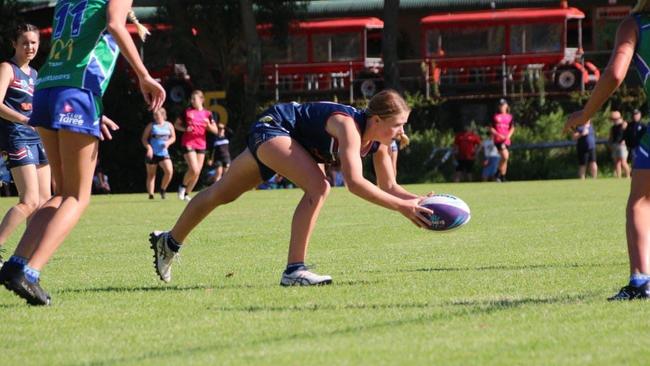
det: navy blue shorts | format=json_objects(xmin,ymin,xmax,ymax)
[
  {"xmin": 145, "ymin": 155, "xmax": 170, "ymax": 165},
  {"xmin": 246, "ymin": 120, "xmax": 291, "ymax": 181},
  {"xmin": 30, "ymin": 86, "xmax": 102, "ymax": 138},
  {"xmin": 3, "ymin": 141, "xmax": 48, "ymax": 169},
  {"xmin": 181, "ymin": 146, "xmax": 207, "ymax": 154}
]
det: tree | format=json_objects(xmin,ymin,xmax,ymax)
[
  {"xmin": 382, "ymin": 0, "xmax": 401, "ymax": 91},
  {"xmin": 240, "ymin": 0, "xmax": 261, "ymax": 129},
  {"xmin": 0, "ymin": 0, "xmax": 24, "ymax": 60}
]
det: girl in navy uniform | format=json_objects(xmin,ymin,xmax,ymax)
[
  {"xmin": 142, "ymin": 107, "xmax": 175, "ymax": 199},
  {"xmin": 150, "ymin": 90, "xmax": 433, "ymax": 286},
  {"xmin": 0, "ymin": 24, "xmax": 51, "ymax": 258}
]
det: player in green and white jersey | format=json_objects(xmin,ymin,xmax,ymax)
[
  {"xmin": 0, "ymin": 0, "xmax": 165, "ymax": 306},
  {"xmin": 565, "ymin": 0, "xmax": 650, "ymax": 301}
]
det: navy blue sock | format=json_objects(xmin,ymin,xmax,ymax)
[
  {"xmin": 23, "ymin": 266, "xmax": 40, "ymax": 284},
  {"xmin": 285, "ymin": 262, "xmax": 305, "ymax": 274},
  {"xmin": 8, "ymin": 255, "xmax": 28, "ymax": 267},
  {"xmin": 629, "ymin": 273, "xmax": 650, "ymax": 287},
  {"xmin": 166, "ymin": 233, "xmax": 182, "ymax": 253}
]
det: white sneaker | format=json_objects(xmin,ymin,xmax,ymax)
[
  {"xmin": 280, "ymin": 267, "xmax": 332, "ymax": 286},
  {"xmin": 149, "ymin": 231, "xmax": 179, "ymax": 283},
  {"xmin": 177, "ymin": 186, "xmax": 186, "ymax": 200},
  {"xmin": 183, "ymin": 195, "xmax": 191, "ymax": 202}
]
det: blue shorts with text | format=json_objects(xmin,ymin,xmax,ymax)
[{"xmin": 30, "ymin": 86, "xmax": 102, "ymax": 138}]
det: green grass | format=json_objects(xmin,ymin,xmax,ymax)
[{"xmin": 0, "ymin": 179, "xmax": 646, "ymax": 365}]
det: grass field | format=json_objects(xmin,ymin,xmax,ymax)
[{"xmin": 0, "ymin": 178, "xmax": 645, "ymax": 365}]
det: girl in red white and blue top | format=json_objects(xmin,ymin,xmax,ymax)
[{"xmin": 0, "ymin": 24, "xmax": 51, "ymax": 257}]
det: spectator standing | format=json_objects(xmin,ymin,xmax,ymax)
[
  {"xmin": 624, "ymin": 108, "xmax": 646, "ymax": 163},
  {"xmin": 573, "ymin": 120, "xmax": 598, "ymax": 179},
  {"xmin": 453, "ymin": 126, "xmax": 481, "ymax": 182},
  {"xmin": 491, "ymin": 99, "xmax": 515, "ymax": 182},
  {"xmin": 481, "ymin": 133, "xmax": 500, "ymax": 181},
  {"xmin": 142, "ymin": 107, "xmax": 175, "ymax": 199},
  {"xmin": 609, "ymin": 110, "xmax": 631, "ymax": 178},
  {"xmin": 206, "ymin": 123, "xmax": 230, "ymax": 183}
]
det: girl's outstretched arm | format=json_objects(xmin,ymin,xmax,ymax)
[
  {"xmin": 565, "ymin": 16, "xmax": 637, "ymax": 131},
  {"xmin": 106, "ymin": 1, "xmax": 165, "ymax": 111}
]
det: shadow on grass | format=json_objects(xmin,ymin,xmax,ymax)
[
  {"xmin": 0, "ymin": 302, "xmax": 27, "ymax": 309},
  {"xmin": 404, "ymin": 261, "xmax": 627, "ymax": 273},
  {"xmin": 209, "ymin": 292, "xmax": 594, "ymax": 313},
  {"xmin": 58, "ymin": 284, "xmax": 261, "ymax": 294},
  {"xmin": 57, "ymin": 278, "xmax": 379, "ymax": 295},
  {"xmin": 82, "ymin": 292, "xmax": 594, "ymax": 366}
]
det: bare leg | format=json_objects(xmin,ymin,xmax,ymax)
[
  {"xmin": 182, "ymin": 151, "xmax": 199, "ymax": 195},
  {"xmin": 626, "ymin": 169, "xmax": 650, "ymax": 274},
  {"xmin": 186, "ymin": 153, "xmax": 205, "ymax": 195},
  {"xmin": 256, "ymin": 137, "xmax": 330, "ymax": 264},
  {"xmin": 159, "ymin": 159, "xmax": 173, "ymax": 191},
  {"xmin": 622, "ymin": 159, "xmax": 631, "ymax": 178},
  {"xmin": 36, "ymin": 164, "xmax": 52, "ymax": 208},
  {"xmin": 145, "ymin": 164, "xmax": 157, "ymax": 195},
  {"xmin": 15, "ymin": 130, "xmax": 97, "ymax": 270},
  {"xmin": 170, "ymin": 149, "xmax": 261, "ymax": 242},
  {"xmin": 498, "ymin": 148, "xmax": 510, "ymax": 176},
  {"xmin": 215, "ymin": 165, "xmax": 224, "ymax": 181},
  {"xmin": 578, "ymin": 165, "xmax": 586, "ymax": 179},
  {"xmin": 589, "ymin": 161, "xmax": 598, "ymax": 179},
  {"xmin": 0, "ymin": 164, "xmax": 41, "ymax": 246},
  {"xmin": 615, "ymin": 159, "xmax": 622, "ymax": 178}
]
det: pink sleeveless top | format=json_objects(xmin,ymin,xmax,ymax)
[
  {"xmin": 492, "ymin": 113, "xmax": 514, "ymax": 145},
  {"xmin": 180, "ymin": 108, "xmax": 212, "ymax": 150}
]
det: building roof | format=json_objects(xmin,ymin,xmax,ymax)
[
  {"xmin": 17, "ymin": 0, "xmax": 638, "ymax": 20},
  {"xmin": 258, "ymin": 17, "xmax": 383, "ymax": 35},
  {"xmin": 421, "ymin": 7, "xmax": 585, "ymax": 27}
]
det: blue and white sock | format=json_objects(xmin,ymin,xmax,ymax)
[
  {"xmin": 23, "ymin": 266, "xmax": 40, "ymax": 284},
  {"xmin": 7, "ymin": 255, "xmax": 28, "ymax": 267},
  {"xmin": 166, "ymin": 233, "xmax": 182, "ymax": 253},
  {"xmin": 285, "ymin": 262, "xmax": 305, "ymax": 274},
  {"xmin": 629, "ymin": 273, "xmax": 650, "ymax": 287}
]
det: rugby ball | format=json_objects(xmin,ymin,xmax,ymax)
[{"xmin": 419, "ymin": 194, "xmax": 471, "ymax": 231}]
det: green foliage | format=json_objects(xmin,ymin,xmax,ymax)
[
  {"xmin": 396, "ymin": 128, "xmax": 454, "ymax": 183},
  {"xmin": 0, "ymin": 180, "xmax": 645, "ymax": 364}
]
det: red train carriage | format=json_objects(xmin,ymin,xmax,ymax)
[
  {"xmin": 258, "ymin": 17, "xmax": 384, "ymax": 98},
  {"xmin": 421, "ymin": 7, "xmax": 599, "ymax": 96}
]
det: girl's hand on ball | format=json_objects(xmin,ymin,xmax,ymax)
[{"xmin": 399, "ymin": 198, "xmax": 433, "ymax": 229}]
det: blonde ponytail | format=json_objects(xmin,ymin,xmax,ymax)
[
  {"xmin": 397, "ymin": 133, "xmax": 410, "ymax": 149},
  {"xmin": 128, "ymin": 10, "xmax": 150, "ymax": 42}
]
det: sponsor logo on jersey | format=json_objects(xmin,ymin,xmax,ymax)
[
  {"xmin": 59, "ymin": 104, "xmax": 84, "ymax": 126},
  {"xmin": 50, "ymin": 39, "xmax": 74, "ymax": 61}
]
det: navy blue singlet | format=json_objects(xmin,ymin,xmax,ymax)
[
  {"xmin": 0, "ymin": 60, "xmax": 41, "ymax": 148},
  {"xmin": 258, "ymin": 102, "xmax": 379, "ymax": 163}
]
